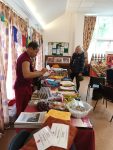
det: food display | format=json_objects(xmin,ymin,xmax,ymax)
[{"xmin": 91, "ymin": 60, "xmax": 106, "ymax": 77}]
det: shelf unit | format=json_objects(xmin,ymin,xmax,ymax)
[{"xmin": 45, "ymin": 55, "xmax": 71, "ymax": 69}]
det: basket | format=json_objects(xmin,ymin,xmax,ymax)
[{"xmin": 66, "ymin": 100, "xmax": 93, "ymax": 118}]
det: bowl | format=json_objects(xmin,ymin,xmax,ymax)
[{"xmin": 66, "ymin": 100, "xmax": 93, "ymax": 118}]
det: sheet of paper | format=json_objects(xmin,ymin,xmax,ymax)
[
  {"xmin": 33, "ymin": 126, "xmax": 53, "ymax": 150},
  {"xmin": 71, "ymin": 118, "xmax": 92, "ymax": 128},
  {"xmin": 46, "ymin": 65, "xmax": 51, "ymax": 70},
  {"xmin": 43, "ymin": 71, "xmax": 50, "ymax": 77},
  {"xmin": 51, "ymin": 123, "xmax": 69, "ymax": 149}
]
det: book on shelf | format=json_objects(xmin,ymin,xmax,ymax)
[{"xmin": 14, "ymin": 111, "xmax": 47, "ymax": 128}]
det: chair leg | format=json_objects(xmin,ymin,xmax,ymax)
[
  {"xmin": 110, "ymin": 115, "xmax": 113, "ymax": 122},
  {"xmin": 93, "ymin": 100, "xmax": 99, "ymax": 111},
  {"xmin": 106, "ymin": 99, "xmax": 107, "ymax": 108},
  {"xmin": 102, "ymin": 98, "xmax": 107, "ymax": 108},
  {"xmin": 86, "ymin": 85, "xmax": 90, "ymax": 101}
]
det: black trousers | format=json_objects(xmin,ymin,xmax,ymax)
[{"xmin": 70, "ymin": 72, "xmax": 80, "ymax": 91}]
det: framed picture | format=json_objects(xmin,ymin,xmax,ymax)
[
  {"xmin": 54, "ymin": 57, "xmax": 63, "ymax": 63},
  {"xmin": 63, "ymin": 57, "xmax": 70, "ymax": 63},
  {"xmin": 47, "ymin": 57, "xmax": 54, "ymax": 63}
]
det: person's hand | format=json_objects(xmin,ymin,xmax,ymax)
[
  {"xmin": 79, "ymin": 73, "xmax": 82, "ymax": 76},
  {"xmin": 41, "ymin": 68, "xmax": 48, "ymax": 74}
]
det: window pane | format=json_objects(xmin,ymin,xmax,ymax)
[{"xmin": 88, "ymin": 16, "xmax": 113, "ymax": 63}]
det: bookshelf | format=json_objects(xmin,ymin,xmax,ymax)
[{"xmin": 45, "ymin": 55, "xmax": 71, "ymax": 69}]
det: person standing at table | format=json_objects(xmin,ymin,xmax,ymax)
[
  {"xmin": 69, "ymin": 45, "xmax": 85, "ymax": 91},
  {"xmin": 14, "ymin": 41, "xmax": 47, "ymax": 116}
]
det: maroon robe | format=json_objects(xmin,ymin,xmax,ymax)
[{"xmin": 14, "ymin": 51, "xmax": 34, "ymax": 116}]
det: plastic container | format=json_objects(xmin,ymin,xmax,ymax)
[{"xmin": 66, "ymin": 100, "xmax": 93, "ymax": 118}]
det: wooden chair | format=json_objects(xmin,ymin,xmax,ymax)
[
  {"xmin": 93, "ymin": 84, "xmax": 108, "ymax": 110},
  {"xmin": 86, "ymin": 76, "xmax": 106, "ymax": 101},
  {"xmin": 93, "ymin": 84, "xmax": 113, "ymax": 122}
]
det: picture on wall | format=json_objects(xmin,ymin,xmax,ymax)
[
  {"xmin": 48, "ymin": 42, "xmax": 69, "ymax": 56},
  {"xmin": 63, "ymin": 57, "xmax": 70, "ymax": 63},
  {"xmin": 47, "ymin": 57, "xmax": 54, "ymax": 63},
  {"xmin": 54, "ymin": 57, "xmax": 63, "ymax": 63}
]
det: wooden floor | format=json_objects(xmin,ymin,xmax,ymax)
[{"xmin": 0, "ymin": 76, "xmax": 113, "ymax": 150}]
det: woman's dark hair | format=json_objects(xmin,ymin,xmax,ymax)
[{"xmin": 27, "ymin": 41, "xmax": 39, "ymax": 50}]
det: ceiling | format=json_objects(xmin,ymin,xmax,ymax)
[{"xmin": 3, "ymin": 0, "xmax": 113, "ymax": 28}]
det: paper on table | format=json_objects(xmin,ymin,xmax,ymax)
[
  {"xmin": 33, "ymin": 126, "xmax": 53, "ymax": 150},
  {"xmin": 46, "ymin": 65, "xmax": 51, "ymax": 70},
  {"xmin": 71, "ymin": 118, "xmax": 93, "ymax": 128},
  {"xmin": 51, "ymin": 123, "xmax": 69, "ymax": 149},
  {"xmin": 71, "ymin": 119, "xmax": 87, "ymax": 127}
]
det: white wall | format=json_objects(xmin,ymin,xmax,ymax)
[
  {"xmin": 74, "ymin": 13, "xmax": 84, "ymax": 51},
  {"xmin": 43, "ymin": 12, "xmax": 84, "ymax": 56}
]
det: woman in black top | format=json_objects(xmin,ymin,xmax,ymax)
[{"xmin": 70, "ymin": 45, "xmax": 85, "ymax": 91}]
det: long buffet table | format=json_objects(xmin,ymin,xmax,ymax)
[
  {"xmin": 16, "ymin": 105, "xmax": 95, "ymax": 150},
  {"xmin": 15, "ymin": 70, "xmax": 95, "ymax": 150}
]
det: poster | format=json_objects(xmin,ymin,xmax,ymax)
[{"xmin": 48, "ymin": 42, "xmax": 69, "ymax": 56}]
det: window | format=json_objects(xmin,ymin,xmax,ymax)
[{"xmin": 88, "ymin": 16, "xmax": 113, "ymax": 62}]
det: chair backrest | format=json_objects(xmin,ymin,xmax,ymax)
[
  {"xmin": 106, "ymin": 69, "xmax": 113, "ymax": 86},
  {"xmin": 89, "ymin": 77, "xmax": 105, "ymax": 88},
  {"xmin": 8, "ymin": 130, "xmax": 30, "ymax": 150},
  {"xmin": 101, "ymin": 85, "xmax": 113, "ymax": 101}
]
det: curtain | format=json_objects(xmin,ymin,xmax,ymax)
[
  {"xmin": 83, "ymin": 16, "xmax": 96, "ymax": 64},
  {"xmin": 0, "ymin": 1, "xmax": 43, "ymax": 133},
  {"xmin": 0, "ymin": 20, "xmax": 9, "ymax": 132},
  {"xmin": 36, "ymin": 35, "xmax": 43, "ymax": 70},
  {"xmin": 32, "ymin": 30, "xmax": 43, "ymax": 70}
]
